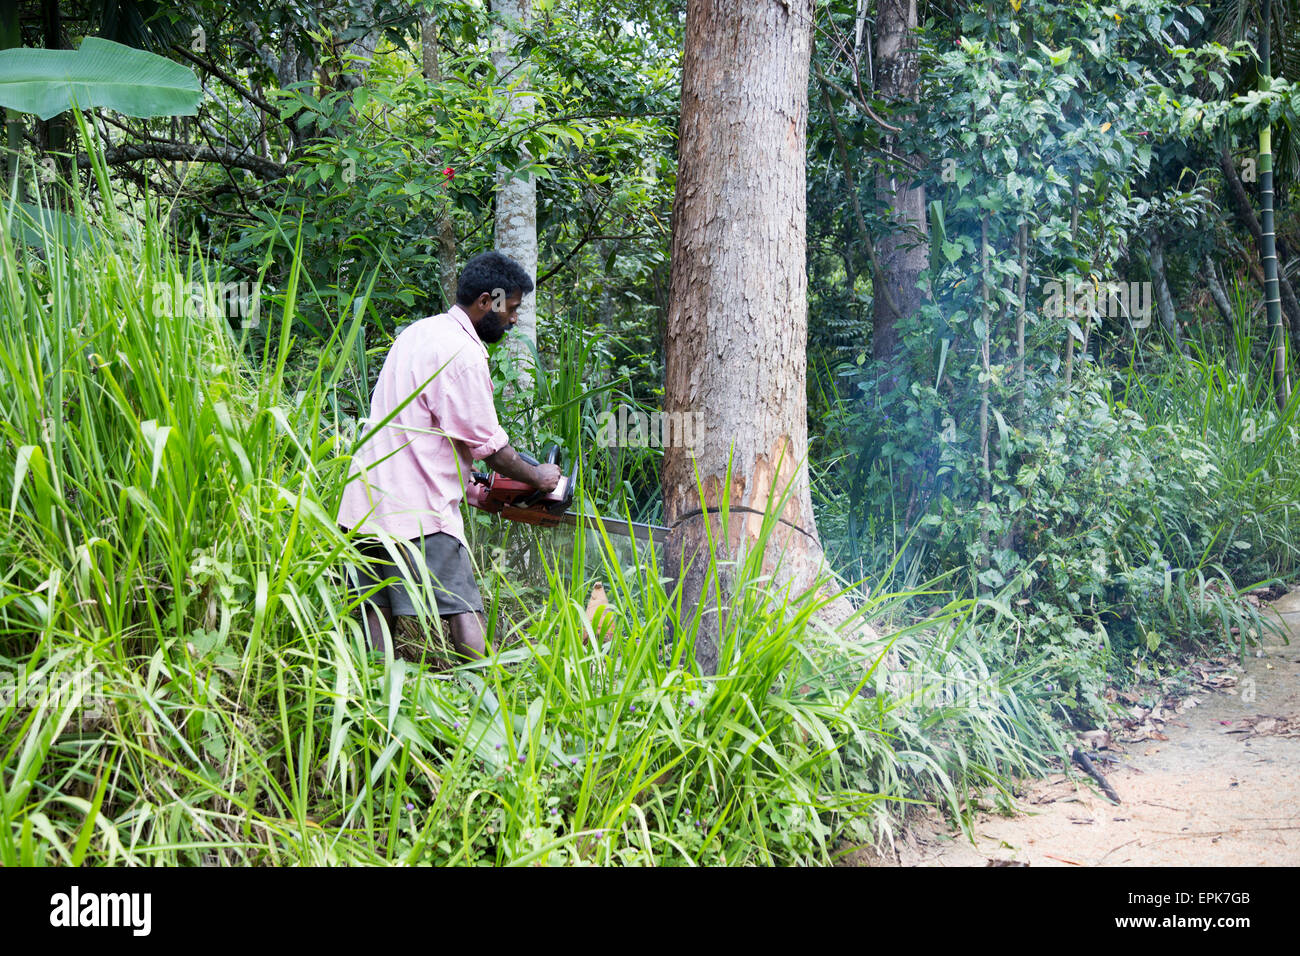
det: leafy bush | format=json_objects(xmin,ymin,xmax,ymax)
[
  {"xmin": 819, "ymin": 342, "xmax": 1296, "ymax": 721},
  {"xmin": 0, "ymin": 151, "xmax": 1060, "ymax": 866}
]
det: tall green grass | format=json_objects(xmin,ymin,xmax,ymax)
[
  {"xmin": 0, "ymin": 134, "xmax": 1061, "ymax": 865},
  {"xmin": 1115, "ymin": 335, "xmax": 1300, "ymax": 580}
]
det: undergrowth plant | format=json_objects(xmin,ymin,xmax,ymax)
[{"xmin": 0, "ymin": 129, "xmax": 1064, "ymax": 865}]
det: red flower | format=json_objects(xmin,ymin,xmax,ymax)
[{"xmin": 443, "ymin": 166, "xmax": 455, "ymax": 179}]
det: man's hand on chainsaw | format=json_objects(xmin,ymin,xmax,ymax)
[
  {"xmin": 465, "ymin": 478, "xmax": 488, "ymax": 508},
  {"xmin": 473, "ymin": 445, "xmax": 594, "ymax": 531},
  {"xmin": 484, "ymin": 444, "xmax": 561, "ymax": 493},
  {"xmin": 533, "ymin": 463, "xmax": 561, "ymax": 493}
]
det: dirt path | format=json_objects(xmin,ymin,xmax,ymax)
[{"xmin": 883, "ymin": 591, "xmax": 1300, "ymax": 867}]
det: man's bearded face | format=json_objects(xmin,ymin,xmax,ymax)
[
  {"xmin": 476, "ymin": 309, "xmax": 511, "ymax": 343},
  {"xmin": 475, "ymin": 291, "xmax": 522, "ymax": 344}
]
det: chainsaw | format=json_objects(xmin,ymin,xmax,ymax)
[{"xmin": 470, "ymin": 444, "xmax": 668, "ymax": 545}]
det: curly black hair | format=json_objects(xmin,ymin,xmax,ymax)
[{"xmin": 455, "ymin": 251, "xmax": 535, "ymax": 306}]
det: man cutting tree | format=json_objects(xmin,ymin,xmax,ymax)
[{"xmin": 337, "ymin": 251, "xmax": 560, "ymax": 660}]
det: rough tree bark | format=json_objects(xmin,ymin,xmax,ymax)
[
  {"xmin": 330, "ymin": 0, "xmax": 380, "ymax": 91},
  {"xmin": 243, "ymin": 17, "xmax": 316, "ymax": 154},
  {"xmin": 872, "ymin": 0, "xmax": 926, "ymax": 362},
  {"xmin": 1147, "ymin": 230, "xmax": 1186, "ymax": 353},
  {"xmin": 977, "ymin": 213, "xmax": 991, "ymax": 575},
  {"xmin": 421, "ymin": 9, "xmax": 459, "ymax": 304},
  {"xmin": 491, "ymin": 0, "xmax": 539, "ymax": 395},
  {"xmin": 664, "ymin": 0, "xmax": 876, "ymax": 675},
  {"xmin": 1203, "ymin": 252, "xmax": 1240, "ymax": 372}
]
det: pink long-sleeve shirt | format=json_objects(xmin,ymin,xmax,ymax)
[{"xmin": 336, "ymin": 305, "xmax": 508, "ymax": 547}]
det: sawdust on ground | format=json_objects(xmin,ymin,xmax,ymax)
[{"xmin": 863, "ymin": 589, "xmax": 1300, "ymax": 867}]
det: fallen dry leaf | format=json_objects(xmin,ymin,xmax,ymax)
[
  {"xmin": 1226, "ymin": 714, "xmax": 1300, "ymax": 738},
  {"xmin": 1078, "ymin": 729, "xmax": 1112, "ymax": 750}
]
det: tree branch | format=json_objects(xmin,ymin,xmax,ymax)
[
  {"xmin": 77, "ymin": 141, "xmax": 286, "ymax": 180},
  {"xmin": 169, "ymin": 44, "xmax": 280, "ymax": 117},
  {"xmin": 817, "ymin": 79, "xmax": 901, "ymax": 321},
  {"xmin": 814, "ymin": 68, "xmax": 901, "ymax": 133},
  {"xmin": 536, "ymin": 193, "xmax": 612, "ymax": 287}
]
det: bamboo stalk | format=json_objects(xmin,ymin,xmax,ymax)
[
  {"xmin": 1260, "ymin": 0, "xmax": 1291, "ymax": 409},
  {"xmin": 979, "ymin": 212, "xmax": 991, "ymax": 575}
]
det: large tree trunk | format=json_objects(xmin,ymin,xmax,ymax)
[
  {"xmin": 492, "ymin": 0, "xmax": 539, "ymax": 396},
  {"xmin": 664, "ymin": 0, "xmax": 873, "ymax": 675},
  {"xmin": 871, "ymin": 0, "xmax": 926, "ymax": 362},
  {"xmin": 333, "ymin": 0, "xmax": 380, "ymax": 90},
  {"xmin": 421, "ymin": 9, "xmax": 459, "ymax": 305}
]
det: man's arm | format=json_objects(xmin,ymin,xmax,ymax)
[
  {"xmin": 484, "ymin": 444, "xmax": 561, "ymax": 492},
  {"xmin": 414, "ymin": 349, "xmax": 558, "ymax": 494}
]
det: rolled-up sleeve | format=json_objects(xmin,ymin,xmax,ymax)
[{"xmin": 420, "ymin": 358, "xmax": 509, "ymax": 460}]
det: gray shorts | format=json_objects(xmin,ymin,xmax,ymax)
[{"xmin": 344, "ymin": 531, "xmax": 484, "ymax": 617}]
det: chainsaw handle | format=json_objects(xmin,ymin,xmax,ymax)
[
  {"xmin": 468, "ymin": 471, "xmax": 498, "ymax": 512},
  {"xmin": 517, "ymin": 445, "xmax": 562, "ymax": 508},
  {"xmin": 547, "ymin": 452, "xmax": 579, "ymax": 515},
  {"xmin": 474, "ymin": 448, "xmax": 568, "ymax": 512}
]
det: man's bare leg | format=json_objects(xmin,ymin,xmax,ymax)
[
  {"xmin": 446, "ymin": 611, "xmax": 488, "ymax": 661},
  {"xmin": 363, "ymin": 602, "xmax": 395, "ymax": 653}
]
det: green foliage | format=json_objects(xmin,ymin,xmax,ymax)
[
  {"xmin": 0, "ymin": 37, "xmax": 200, "ymax": 120},
  {"xmin": 810, "ymin": 1, "xmax": 1297, "ymax": 719},
  {"xmin": 0, "ymin": 148, "xmax": 1061, "ymax": 866},
  {"xmin": 184, "ymin": 3, "xmax": 675, "ymax": 347},
  {"xmin": 5, "ymin": 0, "xmax": 1295, "ymax": 865},
  {"xmin": 1115, "ymin": 340, "xmax": 1300, "ymax": 579},
  {"xmin": 823, "ymin": 341, "xmax": 1297, "ymax": 717}
]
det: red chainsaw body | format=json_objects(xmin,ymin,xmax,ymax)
[
  {"xmin": 474, "ymin": 473, "xmax": 568, "ymax": 514},
  {"xmin": 469, "ymin": 448, "xmax": 667, "ymax": 543},
  {"xmin": 471, "ymin": 446, "xmax": 574, "ymax": 529}
]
